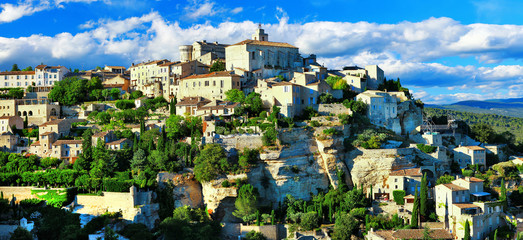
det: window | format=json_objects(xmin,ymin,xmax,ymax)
[
  {"xmin": 205, "ymin": 81, "xmax": 209, "ymax": 86},
  {"xmin": 284, "ymin": 86, "xmax": 289, "ymax": 92},
  {"xmin": 251, "ymin": 52, "xmax": 255, "ymax": 60}
]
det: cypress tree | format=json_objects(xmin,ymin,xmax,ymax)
[
  {"xmin": 256, "ymin": 210, "xmax": 261, "ymax": 226},
  {"xmin": 329, "ymin": 202, "xmax": 333, "ymax": 223},
  {"xmin": 493, "ymin": 228, "xmax": 497, "ymax": 240},
  {"xmin": 420, "ymin": 173, "xmax": 428, "ymax": 219},
  {"xmin": 140, "ymin": 120, "xmax": 145, "ymax": 135},
  {"xmin": 500, "ymin": 179, "xmax": 507, "ymax": 202},
  {"xmin": 132, "ymin": 134, "xmax": 138, "ymax": 152},
  {"xmin": 464, "ymin": 219, "xmax": 471, "ymax": 240},
  {"xmin": 411, "ymin": 184, "xmax": 420, "ymax": 228},
  {"xmin": 271, "ymin": 209, "xmax": 275, "ymax": 225}
]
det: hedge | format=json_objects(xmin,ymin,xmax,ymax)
[
  {"xmin": 393, "ymin": 190, "xmax": 406, "ymax": 205},
  {"xmin": 416, "ymin": 144, "xmax": 437, "ymax": 154}
]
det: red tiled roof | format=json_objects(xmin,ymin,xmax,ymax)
[
  {"xmin": 229, "ymin": 39, "xmax": 298, "ymax": 49},
  {"xmin": 0, "ymin": 71, "xmax": 35, "ymax": 75},
  {"xmin": 466, "ymin": 177, "xmax": 484, "ymax": 182},
  {"xmin": 389, "ymin": 168, "xmax": 422, "ymax": 177},
  {"xmin": 35, "ymin": 65, "xmax": 47, "ymax": 69},
  {"xmin": 181, "ymin": 71, "xmax": 239, "ymax": 80},
  {"xmin": 106, "ymin": 138, "xmax": 128, "ymax": 145},
  {"xmin": 441, "ymin": 183, "xmax": 468, "ymax": 191},
  {"xmin": 39, "ymin": 119, "xmax": 66, "ymax": 127},
  {"xmin": 92, "ymin": 131, "xmax": 110, "ymax": 138},
  {"xmin": 106, "ymin": 66, "xmax": 126, "ymax": 69},
  {"xmin": 453, "ymin": 203, "xmax": 479, "ymax": 209},
  {"xmin": 40, "ymin": 132, "xmax": 55, "ymax": 136},
  {"xmin": 176, "ymin": 97, "xmax": 211, "ymax": 106},
  {"xmin": 53, "ymin": 140, "xmax": 82, "ymax": 145}
]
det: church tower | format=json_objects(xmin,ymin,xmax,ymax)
[{"xmin": 252, "ymin": 24, "xmax": 268, "ymax": 41}]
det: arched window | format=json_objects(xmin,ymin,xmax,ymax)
[{"xmin": 28, "ymin": 111, "xmax": 33, "ymax": 116}]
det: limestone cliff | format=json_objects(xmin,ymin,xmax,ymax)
[
  {"xmin": 397, "ymin": 100, "xmax": 423, "ymax": 135},
  {"xmin": 157, "ymin": 172, "xmax": 203, "ymax": 208}
]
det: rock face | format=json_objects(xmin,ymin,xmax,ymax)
[
  {"xmin": 314, "ymin": 125, "xmax": 353, "ymax": 189},
  {"xmin": 346, "ymin": 148, "xmax": 417, "ymax": 191},
  {"xmin": 157, "ymin": 172, "xmax": 203, "ymax": 208},
  {"xmin": 397, "ymin": 100, "xmax": 423, "ymax": 135}
]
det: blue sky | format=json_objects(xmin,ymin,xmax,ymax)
[{"xmin": 1, "ymin": 0, "xmax": 523, "ymax": 104}]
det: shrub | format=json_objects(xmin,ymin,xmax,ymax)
[
  {"xmin": 309, "ymin": 120, "xmax": 320, "ymax": 127},
  {"xmin": 393, "ymin": 190, "xmax": 406, "ymax": 205},
  {"xmin": 416, "ymin": 144, "xmax": 437, "ymax": 153},
  {"xmin": 115, "ymin": 99, "xmax": 136, "ymax": 110},
  {"xmin": 245, "ymin": 230, "xmax": 267, "ymax": 240},
  {"xmin": 338, "ymin": 114, "xmax": 351, "ymax": 125},
  {"xmin": 263, "ymin": 127, "xmax": 277, "ymax": 146},
  {"xmin": 259, "ymin": 111, "xmax": 268, "ymax": 119},
  {"xmin": 300, "ymin": 212, "xmax": 320, "ymax": 231},
  {"xmin": 222, "ymin": 180, "xmax": 231, "ymax": 188},
  {"xmin": 323, "ymin": 128, "xmax": 341, "ymax": 136}
]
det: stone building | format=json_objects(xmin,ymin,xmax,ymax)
[
  {"xmin": 255, "ymin": 72, "xmax": 332, "ymax": 118},
  {"xmin": 435, "ymin": 177, "xmax": 503, "ymax": 240},
  {"xmin": 453, "ymin": 146, "xmax": 486, "ymax": 170},
  {"xmin": 9, "ymin": 99, "xmax": 60, "ymax": 125},
  {"xmin": 129, "ymin": 59, "xmax": 170, "ymax": 91},
  {"xmin": 104, "ymin": 66, "xmax": 126, "ymax": 74},
  {"xmin": 179, "ymin": 40, "xmax": 228, "ymax": 65},
  {"xmin": 0, "ymin": 116, "xmax": 23, "ymax": 133},
  {"xmin": 34, "ymin": 65, "xmax": 70, "ymax": 87},
  {"xmin": 177, "ymin": 71, "xmax": 241, "ymax": 101},
  {"xmin": 225, "ymin": 28, "xmax": 302, "ymax": 81},
  {"xmin": 372, "ymin": 168, "xmax": 423, "ymax": 201},
  {"xmin": 0, "ymin": 71, "xmax": 36, "ymax": 88},
  {"xmin": 366, "ymin": 228, "xmax": 452, "ymax": 240}
]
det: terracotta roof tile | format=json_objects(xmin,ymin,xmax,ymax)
[
  {"xmin": 229, "ymin": 39, "xmax": 298, "ymax": 49},
  {"xmin": 53, "ymin": 140, "xmax": 82, "ymax": 145},
  {"xmin": 453, "ymin": 203, "xmax": 479, "ymax": 209},
  {"xmin": 106, "ymin": 138, "xmax": 129, "ymax": 145},
  {"xmin": 176, "ymin": 97, "xmax": 211, "ymax": 106},
  {"xmin": 389, "ymin": 168, "xmax": 422, "ymax": 177},
  {"xmin": 181, "ymin": 71, "xmax": 239, "ymax": 80},
  {"xmin": 39, "ymin": 119, "xmax": 66, "ymax": 127},
  {"xmin": 441, "ymin": 183, "xmax": 468, "ymax": 191},
  {"xmin": 0, "ymin": 71, "xmax": 35, "ymax": 75}
]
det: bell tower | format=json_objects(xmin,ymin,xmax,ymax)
[{"xmin": 252, "ymin": 24, "xmax": 268, "ymax": 41}]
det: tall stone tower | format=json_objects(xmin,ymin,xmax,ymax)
[{"xmin": 252, "ymin": 24, "xmax": 268, "ymax": 41}]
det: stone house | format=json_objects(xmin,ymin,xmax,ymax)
[
  {"xmin": 255, "ymin": 72, "xmax": 332, "ymax": 118},
  {"xmin": 435, "ymin": 177, "xmax": 503, "ymax": 240},
  {"xmin": 91, "ymin": 131, "xmax": 117, "ymax": 145},
  {"xmin": 106, "ymin": 138, "xmax": 131, "ymax": 150},
  {"xmin": 225, "ymin": 28, "xmax": 302, "ymax": 81},
  {"xmin": 356, "ymin": 90, "xmax": 399, "ymax": 125},
  {"xmin": 102, "ymin": 74, "xmax": 130, "ymax": 93},
  {"xmin": 0, "ymin": 116, "xmax": 23, "ymax": 133},
  {"xmin": 372, "ymin": 168, "xmax": 423, "ymax": 201},
  {"xmin": 0, "ymin": 132, "xmax": 18, "ymax": 152},
  {"xmin": 0, "ymin": 99, "xmax": 17, "ymax": 117},
  {"xmin": 129, "ymin": 59, "xmax": 170, "ymax": 91},
  {"xmin": 0, "ymin": 70, "xmax": 36, "ymax": 88},
  {"xmin": 177, "ymin": 71, "xmax": 241, "ymax": 101},
  {"xmin": 366, "ymin": 228, "xmax": 452, "ymax": 240},
  {"xmin": 39, "ymin": 119, "xmax": 71, "ymax": 138},
  {"xmin": 453, "ymin": 146, "xmax": 486, "ymax": 170},
  {"xmin": 34, "ymin": 65, "xmax": 70, "ymax": 87},
  {"xmin": 50, "ymin": 139, "xmax": 83, "ymax": 163},
  {"xmin": 179, "ymin": 40, "xmax": 228, "ymax": 65},
  {"xmin": 195, "ymin": 100, "xmax": 240, "ymax": 117},
  {"xmin": 176, "ymin": 97, "xmax": 212, "ymax": 116},
  {"xmin": 104, "ymin": 66, "xmax": 126, "ymax": 74}
]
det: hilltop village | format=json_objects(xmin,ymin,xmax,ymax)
[{"xmin": 0, "ymin": 27, "xmax": 521, "ymax": 240}]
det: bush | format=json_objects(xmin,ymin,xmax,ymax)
[
  {"xmin": 309, "ymin": 120, "xmax": 320, "ymax": 127},
  {"xmin": 221, "ymin": 180, "xmax": 231, "ymax": 188},
  {"xmin": 115, "ymin": 99, "xmax": 136, "ymax": 110},
  {"xmin": 259, "ymin": 111, "xmax": 267, "ymax": 119},
  {"xmin": 300, "ymin": 212, "xmax": 320, "ymax": 231},
  {"xmin": 262, "ymin": 127, "xmax": 277, "ymax": 146},
  {"xmin": 245, "ymin": 230, "xmax": 267, "ymax": 240},
  {"xmin": 393, "ymin": 190, "xmax": 406, "ymax": 205},
  {"xmin": 338, "ymin": 114, "xmax": 351, "ymax": 125},
  {"xmin": 416, "ymin": 144, "xmax": 437, "ymax": 153},
  {"xmin": 323, "ymin": 128, "xmax": 341, "ymax": 136}
]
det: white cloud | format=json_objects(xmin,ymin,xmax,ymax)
[
  {"xmin": 0, "ymin": 1, "xmax": 50, "ymax": 23},
  {"xmin": 2, "ymin": 13, "xmax": 523, "ymax": 103},
  {"xmin": 184, "ymin": 0, "xmax": 216, "ymax": 20},
  {"xmin": 230, "ymin": 7, "xmax": 242, "ymax": 14}
]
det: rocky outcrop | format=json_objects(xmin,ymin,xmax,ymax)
[
  {"xmin": 346, "ymin": 148, "xmax": 417, "ymax": 191},
  {"xmin": 157, "ymin": 172, "xmax": 203, "ymax": 208},
  {"xmin": 397, "ymin": 100, "xmax": 423, "ymax": 135},
  {"xmin": 314, "ymin": 125, "xmax": 353, "ymax": 189}
]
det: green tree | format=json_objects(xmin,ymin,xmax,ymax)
[
  {"xmin": 110, "ymin": 88, "xmax": 120, "ymax": 100},
  {"xmin": 102, "ymin": 89, "xmax": 111, "ymax": 101},
  {"xmin": 131, "ymin": 149, "xmax": 147, "ymax": 171},
  {"xmin": 193, "ymin": 144, "xmax": 229, "ymax": 182},
  {"xmin": 300, "ymin": 212, "xmax": 320, "ymax": 231},
  {"xmin": 436, "ymin": 175, "xmax": 454, "ymax": 185},
  {"xmin": 209, "ymin": 60, "xmax": 226, "ymax": 72},
  {"xmin": 169, "ymin": 98, "xmax": 176, "ymax": 115},
  {"xmin": 500, "ymin": 178, "xmax": 506, "ymax": 202},
  {"xmin": 225, "ymin": 89, "xmax": 246, "ymax": 103},
  {"xmin": 493, "ymin": 228, "xmax": 497, "ymax": 240},
  {"xmin": 233, "ymin": 184, "xmax": 258, "ymax": 222},
  {"xmin": 8, "ymin": 88, "xmax": 24, "ymax": 99},
  {"xmin": 9, "ymin": 226, "xmax": 32, "ymax": 240},
  {"xmin": 464, "ymin": 219, "xmax": 471, "ymax": 240},
  {"xmin": 48, "ymin": 77, "xmax": 89, "ymax": 105},
  {"xmin": 471, "ymin": 123, "xmax": 495, "ymax": 143},
  {"xmin": 82, "ymin": 129, "xmax": 93, "ymax": 161},
  {"xmin": 245, "ymin": 230, "xmax": 267, "ymax": 240},
  {"xmin": 91, "ymin": 89, "xmax": 103, "ymax": 101},
  {"xmin": 130, "ymin": 90, "xmax": 143, "ymax": 99},
  {"xmin": 245, "ymin": 92, "xmax": 263, "ymax": 116},
  {"xmin": 420, "ymin": 173, "xmax": 428, "ymax": 219},
  {"xmin": 11, "ymin": 64, "xmax": 20, "ymax": 72},
  {"xmin": 262, "ymin": 127, "xmax": 277, "ymax": 146},
  {"xmin": 21, "ymin": 66, "xmax": 33, "ymax": 71},
  {"xmin": 332, "ymin": 213, "xmax": 358, "ymax": 240},
  {"xmin": 411, "ymin": 185, "xmax": 420, "ymax": 228}
]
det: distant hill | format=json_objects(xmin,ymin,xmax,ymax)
[{"xmin": 426, "ymin": 97, "xmax": 523, "ymax": 118}]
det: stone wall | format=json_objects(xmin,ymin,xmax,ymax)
[
  {"xmin": 241, "ymin": 224, "xmax": 279, "ymax": 240},
  {"xmin": 0, "ymin": 187, "xmax": 36, "ymax": 202},
  {"xmin": 214, "ymin": 134, "xmax": 263, "ymax": 155},
  {"xmin": 314, "ymin": 104, "xmax": 352, "ymax": 116}
]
